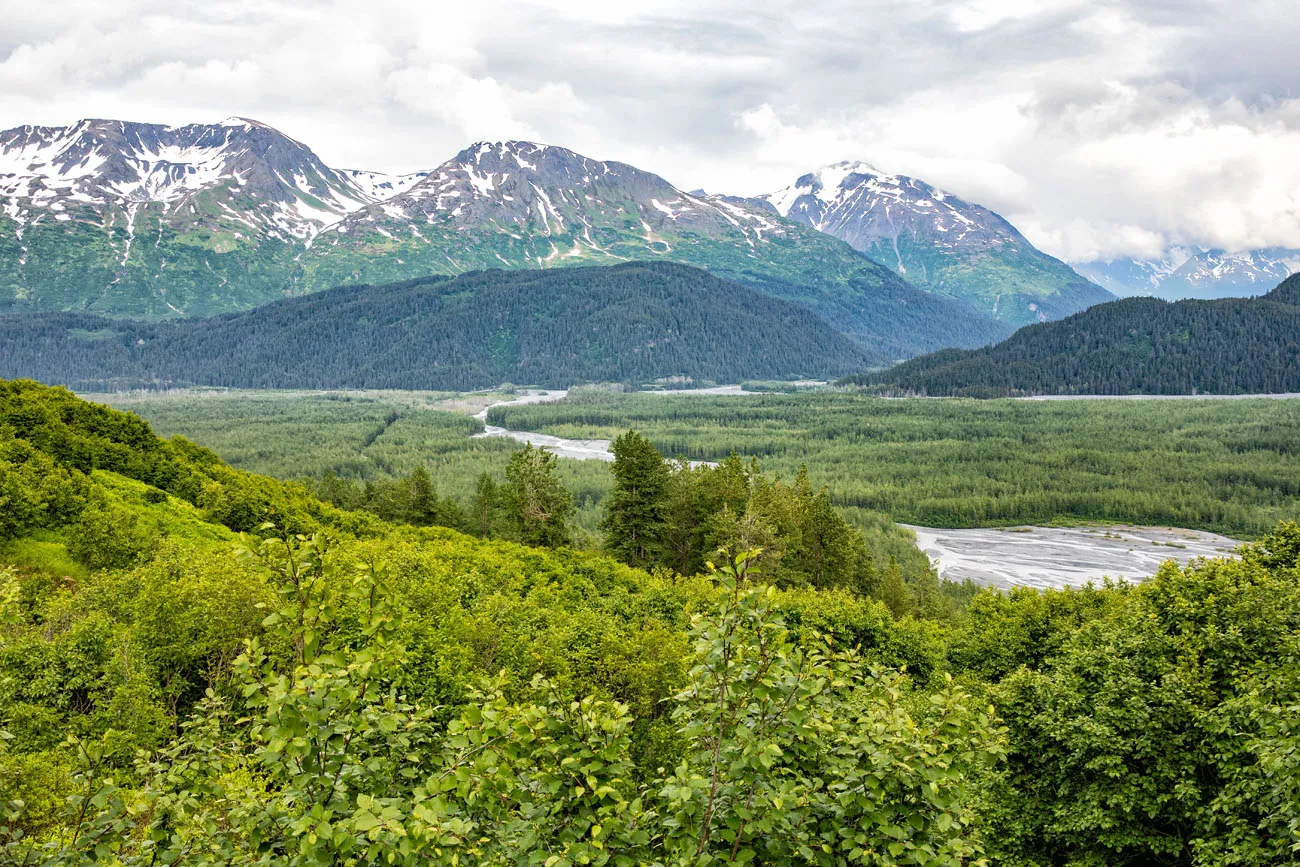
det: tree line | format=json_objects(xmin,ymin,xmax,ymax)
[{"xmin": 856, "ymin": 274, "xmax": 1300, "ymax": 396}]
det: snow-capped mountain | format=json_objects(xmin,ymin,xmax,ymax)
[
  {"xmin": 326, "ymin": 140, "xmax": 824, "ymax": 266},
  {"xmin": 0, "ymin": 118, "xmax": 426, "ymax": 316},
  {"xmin": 0, "ymin": 121, "xmax": 1007, "ymax": 356},
  {"xmin": 1075, "ymin": 247, "xmax": 1300, "ymax": 300},
  {"xmin": 306, "ymin": 141, "xmax": 1005, "ymax": 356},
  {"xmin": 0, "ymin": 117, "xmax": 423, "ymax": 241},
  {"xmin": 755, "ymin": 162, "xmax": 1113, "ymax": 327}
]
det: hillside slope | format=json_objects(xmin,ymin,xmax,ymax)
[
  {"xmin": 859, "ymin": 273, "xmax": 1300, "ymax": 395},
  {"xmin": 0, "ymin": 262, "xmax": 879, "ymax": 389},
  {"xmin": 757, "ymin": 162, "xmax": 1113, "ymax": 326}
]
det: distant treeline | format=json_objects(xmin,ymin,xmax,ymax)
[
  {"xmin": 852, "ymin": 273, "xmax": 1300, "ymax": 396},
  {"xmin": 0, "ymin": 263, "xmax": 874, "ymax": 390}
]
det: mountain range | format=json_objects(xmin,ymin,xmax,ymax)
[
  {"xmin": 0, "ymin": 262, "xmax": 877, "ymax": 390},
  {"xmin": 858, "ymin": 273, "xmax": 1300, "ymax": 396},
  {"xmin": 754, "ymin": 162, "xmax": 1115, "ymax": 327},
  {"xmin": 1074, "ymin": 247, "xmax": 1300, "ymax": 300},
  {"xmin": 0, "ymin": 117, "xmax": 1010, "ymax": 358},
  {"xmin": 6, "ymin": 115, "xmax": 1287, "ymax": 369}
]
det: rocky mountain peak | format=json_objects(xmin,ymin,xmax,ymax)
[
  {"xmin": 0, "ymin": 118, "xmax": 427, "ymax": 244},
  {"xmin": 756, "ymin": 161, "xmax": 1112, "ymax": 326}
]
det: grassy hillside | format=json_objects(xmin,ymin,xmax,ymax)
[{"xmin": 858, "ymin": 273, "xmax": 1300, "ymax": 395}]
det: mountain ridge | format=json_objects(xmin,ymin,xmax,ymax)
[
  {"xmin": 0, "ymin": 261, "xmax": 881, "ymax": 390},
  {"xmin": 1074, "ymin": 247, "xmax": 1300, "ymax": 300},
  {"xmin": 857, "ymin": 273, "xmax": 1300, "ymax": 396},
  {"xmin": 0, "ymin": 119, "xmax": 1008, "ymax": 357},
  {"xmin": 754, "ymin": 161, "xmax": 1114, "ymax": 327}
]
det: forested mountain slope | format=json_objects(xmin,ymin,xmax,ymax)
[
  {"xmin": 756, "ymin": 162, "xmax": 1113, "ymax": 326},
  {"xmin": 858, "ymin": 273, "xmax": 1300, "ymax": 395},
  {"xmin": 0, "ymin": 262, "xmax": 879, "ymax": 389},
  {"xmin": 0, "ymin": 119, "xmax": 1007, "ymax": 354}
]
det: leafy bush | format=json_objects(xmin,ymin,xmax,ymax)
[{"xmin": 64, "ymin": 496, "xmax": 159, "ymax": 571}]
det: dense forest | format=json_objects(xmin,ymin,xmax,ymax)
[
  {"xmin": 3, "ymin": 379, "xmax": 1300, "ymax": 865},
  {"xmin": 855, "ymin": 273, "xmax": 1300, "ymax": 395},
  {"xmin": 0, "ymin": 263, "xmax": 882, "ymax": 391},
  {"xmin": 488, "ymin": 390, "xmax": 1300, "ymax": 538},
  {"xmin": 96, "ymin": 385, "xmax": 1300, "ymax": 543}
]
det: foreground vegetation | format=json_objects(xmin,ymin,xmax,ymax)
[{"xmin": 2, "ymin": 379, "xmax": 1298, "ymax": 866}]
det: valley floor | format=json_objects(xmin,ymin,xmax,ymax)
[{"xmin": 84, "ymin": 384, "xmax": 1296, "ymax": 589}]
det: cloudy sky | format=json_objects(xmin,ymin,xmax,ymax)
[{"xmin": 2, "ymin": 0, "xmax": 1297, "ymax": 262}]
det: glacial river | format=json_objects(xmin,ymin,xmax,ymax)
[{"xmin": 471, "ymin": 389, "xmax": 1242, "ymax": 588}]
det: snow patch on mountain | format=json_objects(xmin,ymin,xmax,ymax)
[
  {"xmin": 1076, "ymin": 247, "xmax": 1300, "ymax": 300},
  {"xmin": 0, "ymin": 118, "xmax": 431, "ymax": 245}
]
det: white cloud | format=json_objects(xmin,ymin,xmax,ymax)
[{"xmin": 0, "ymin": 0, "xmax": 1297, "ymax": 262}]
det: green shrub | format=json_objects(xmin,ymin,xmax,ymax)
[{"xmin": 65, "ymin": 496, "xmax": 159, "ymax": 571}]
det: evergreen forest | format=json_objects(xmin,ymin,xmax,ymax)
[
  {"xmin": 857, "ymin": 273, "xmax": 1300, "ymax": 396},
  {"xmin": 0, "ymin": 264, "xmax": 878, "ymax": 391}
]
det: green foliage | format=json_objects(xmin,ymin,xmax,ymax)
[
  {"xmin": 615, "ymin": 453, "xmax": 905, "ymax": 604},
  {"xmin": 491, "ymin": 389, "xmax": 1300, "ymax": 538},
  {"xmin": 309, "ymin": 466, "xmax": 465, "ymax": 531},
  {"xmin": 64, "ymin": 492, "xmax": 160, "ymax": 571},
  {"xmin": 0, "ymin": 379, "xmax": 375, "ymax": 540},
  {"xmin": 861, "ymin": 280, "xmax": 1300, "ymax": 395},
  {"xmin": 10, "ymin": 541, "xmax": 1001, "ymax": 866},
  {"xmin": 601, "ymin": 431, "xmax": 671, "ymax": 568},
  {"xmin": 946, "ymin": 583, "xmax": 1120, "ymax": 681},
  {"xmin": 500, "ymin": 444, "xmax": 575, "ymax": 548},
  {"xmin": 983, "ymin": 522, "xmax": 1300, "ymax": 866},
  {"xmin": 2, "ymin": 377, "xmax": 1299, "ymax": 866}
]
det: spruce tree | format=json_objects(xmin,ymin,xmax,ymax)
[
  {"xmin": 600, "ymin": 431, "xmax": 670, "ymax": 568},
  {"xmin": 501, "ymin": 445, "xmax": 573, "ymax": 548},
  {"xmin": 405, "ymin": 466, "xmax": 438, "ymax": 525},
  {"xmin": 470, "ymin": 472, "xmax": 498, "ymax": 539}
]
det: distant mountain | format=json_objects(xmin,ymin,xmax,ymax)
[
  {"xmin": 754, "ymin": 162, "xmax": 1113, "ymax": 327},
  {"xmin": 1075, "ymin": 247, "xmax": 1300, "ymax": 300},
  {"xmin": 857, "ymin": 273, "xmax": 1300, "ymax": 396},
  {"xmin": 0, "ymin": 120, "xmax": 1007, "ymax": 356},
  {"xmin": 0, "ymin": 118, "xmax": 423, "ymax": 317},
  {"xmin": 0, "ymin": 262, "xmax": 880, "ymax": 390},
  {"xmin": 300, "ymin": 141, "xmax": 1006, "ymax": 356}
]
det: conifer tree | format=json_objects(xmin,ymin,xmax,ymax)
[
  {"xmin": 600, "ymin": 431, "xmax": 670, "ymax": 568},
  {"xmin": 469, "ymin": 472, "xmax": 498, "ymax": 539},
  {"xmin": 501, "ymin": 445, "xmax": 573, "ymax": 548},
  {"xmin": 405, "ymin": 466, "xmax": 438, "ymax": 525}
]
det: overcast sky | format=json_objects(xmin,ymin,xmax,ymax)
[{"xmin": 2, "ymin": 0, "xmax": 1297, "ymax": 262}]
